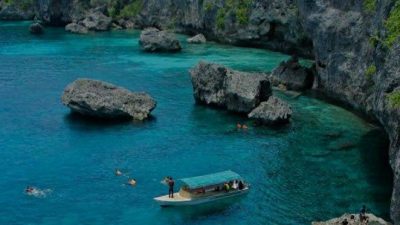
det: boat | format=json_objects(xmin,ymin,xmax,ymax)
[{"xmin": 154, "ymin": 170, "xmax": 249, "ymax": 206}]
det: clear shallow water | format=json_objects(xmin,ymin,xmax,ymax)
[{"xmin": 0, "ymin": 22, "xmax": 393, "ymax": 225}]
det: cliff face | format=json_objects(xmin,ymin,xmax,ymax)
[{"xmin": 297, "ymin": 1, "xmax": 400, "ymax": 223}]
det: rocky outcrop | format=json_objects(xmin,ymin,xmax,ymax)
[
  {"xmin": 139, "ymin": 27, "xmax": 182, "ymax": 52},
  {"xmin": 270, "ymin": 56, "xmax": 315, "ymax": 91},
  {"xmin": 187, "ymin": 34, "xmax": 206, "ymax": 44},
  {"xmin": 248, "ymin": 96, "xmax": 292, "ymax": 125},
  {"xmin": 65, "ymin": 22, "xmax": 88, "ymax": 34},
  {"xmin": 61, "ymin": 79, "xmax": 156, "ymax": 120},
  {"xmin": 29, "ymin": 22, "xmax": 44, "ymax": 35},
  {"xmin": 190, "ymin": 61, "xmax": 272, "ymax": 113},
  {"xmin": 312, "ymin": 213, "xmax": 392, "ymax": 225},
  {"xmin": 80, "ymin": 10, "xmax": 111, "ymax": 31}
]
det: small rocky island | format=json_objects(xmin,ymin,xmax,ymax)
[
  {"xmin": 190, "ymin": 61, "xmax": 292, "ymax": 125},
  {"xmin": 139, "ymin": 27, "xmax": 182, "ymax": 52},
  {"xmin": 62, "ymin": 79, "xmax": 156, "ymax": 120}
]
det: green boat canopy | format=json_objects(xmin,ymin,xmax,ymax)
[{"xmin": 180, "ymin": 170, "xmax": 242, "ymax": 189}]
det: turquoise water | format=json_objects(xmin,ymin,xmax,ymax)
[{"xmin": 0, "ymin": 22, "xmax": 393, "ymax": 225}]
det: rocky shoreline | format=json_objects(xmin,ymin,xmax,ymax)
[
  {"xmin": 1, "ymin": 0, "xmax": 400, "ymax": 224},
  {"xmin": 312, "ymin": 213, "xmax": 392, "ymax": 225}
]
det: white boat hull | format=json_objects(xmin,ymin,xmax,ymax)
[{"xmin": 154, "ymin": 187, "xmax": 249, "ymax": 206}]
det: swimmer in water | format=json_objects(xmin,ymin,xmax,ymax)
[
  {"xmin": 237, "ymin": 123, "xmax": 242, "ymax": 129},
  {"xmin": 242, "ymin": 124, "xmax": 248, "ymax": 129},
  {"xmin": 115, "ymin": 169, "xmax": 123, "ymax": 176},
  {"xmin": 128, "ymin": 178, "xmax": 137, "ymax": 186},
  {"xmin": 25, "ymin": 186, "xmax": 34, "ymax": 193}
]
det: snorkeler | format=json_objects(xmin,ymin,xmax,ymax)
[
  {"xmin": 128, "ymin": 178, "xmax": 137, "ymax": 186},
  {"xmin": 25, "ymin": 186, "xmax": 34, "ymax": 194},
  {"xmin": 115, "ymin": 169, "xmax": 123, "ymax": 176}
]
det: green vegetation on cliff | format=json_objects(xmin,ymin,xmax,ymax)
[
  {"xmin": 119, "ymin": 0, "xmax": 142, "ymax": 18},
  {"xmin": 216, "ymin": 8, "xmax": 226, "ymax": 29},
  {"xmin": 215, "ymin": 0, "xmax": 253, "ymax": 30},
  {"xmin": 4, "ymin": 0, "xmax": 33, "ymax": 11},
  {"xmin": 365, "ymin": 64, "xmax": 377, "ymax": 81},
  {"xmin": 388, "ymin": 90, "xmax": 400, "ymax": 108},
  {"xmin": 102, "ymin": 0, "xmax": 142, "ymax": 19},
  {"xmin": 363, "ymin": 0, "xmax": 377, "ymax": 13},
  {"xmin": 385, "ymin": 0, "xmax": 400, "ymax": 46}
]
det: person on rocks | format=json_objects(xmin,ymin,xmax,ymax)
[
  {"xmin": 168, "ymin": 177, "xmax": 175, "ymax": 198},
  {"xmin": 341, "ymin": 218, "xmax": 349, "ymax": 225}
]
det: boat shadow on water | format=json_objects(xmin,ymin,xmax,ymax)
[{"xmin": 159, "ymin": 194, "xmax": 246, "ymax": 221}]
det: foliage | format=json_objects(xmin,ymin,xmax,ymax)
[
  {"xmin": 363, "ymin": 0, "xmax": 377, "ymax": 13},
  {"xmin": 387, "ymin": 90, "xmax": 400, "ymax": 108},
  {"xmin": 119, "ymin": 0, "xmax": 143, "ymax": 19},
  {"xmin": 4, "ymin": 0, "xmax": 33, "ymax": 11},
  {"xmin": 365, "ymin": 64, "xmax": 377, "ymax": 80},
  {"xmin": 215, "ymin": 0, "xmax": 253, "ymax": 29},
  {"xmin": 203, "ymin": 2, "xmax": 213, "ymax": 12},
  {"xmin": 216, "ymin": 8, "xmax": 226, "ymax": 30},
  {"xmin": 384, "ymin": 0, "xmax": 400, "ymax": 46}
]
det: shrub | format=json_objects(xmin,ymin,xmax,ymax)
[
  {"xmin": 216, "ymin": 8, "xmax": 226, "ymax": 30},
  {"xmin": 365, "ymin": 64, "xmax": 377, "ymax": 80},
  {"xmin": 385, "ymin": 1, "xmax": 400, "ymax": 46},
  {"xmin": 363, "ymin": 0, "xmax": 376, "ymax": 13},
  {"xmin": 387, "ymin": 90, "xmax": 400, "ymax": 108},
  {"xmin": 119, "ymin": 0, "xmax": 143, "ymax": 19},
  {"xmin": 203, "ymin": 2, "xmax": 213, "ymax": 12}
]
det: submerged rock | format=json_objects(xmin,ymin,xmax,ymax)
[
  {"xmin": 248, "ymin": 96, "xmax": 292, "ymax": 125},
  {"xmin": 29, "ymin": 22, "xmax": 44, "ymax": 35},
  {"xmin": 190, "ymin": 61, "xmax": 271, "ymax": 113},
  {"xmin": 312, "ymin": 213, "xmax": 392, "ymax": 225},
  {"xmin": 139, "ymin": 27, "xmax": 182, "ymax": 52},
  {"xmin": 270, "ymin": 56, "xmax": 315, "ymax": 91},
  {"xmin": 62, "ymin": 79, "xmax": 156, "ymax": 120},
  {"xmin": 187, "ymin": 34, "xmax": 206, "ymax": 44},
  {"xmin": 65, "ymin": 23, "xmax": 88, "ymax": 34}
]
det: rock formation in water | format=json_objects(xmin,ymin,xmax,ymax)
[
  {"xmin": 61, "ymin": 79, "xmax": 156, "ymax": 120},
  {"xmin": 29, "ymin": 22, "xmax": 44, "ymax": 34},
  {"xmin": 65, "ymin": 22, "xmax": 88, "ymax": 34},
  {"xmin": 270, "ymin": 56, "xmax": 315, "ymax": 91},
  {"xmin": 190, "ymin": 61, "xmax": 291, "ymax": 124},
  {"xmin": 187, "ymin": 34, "xmax": 206, "ymax": 44},
  {"xmin": 248, "ymin": 96, "xmax": 292, "ymax": 125},
  {"xmin": 312, "ymin": 213, "xmax": 392, "ymax": 225},
  {"xmin": 139, "ymin": 27, "xmax": 181, "ymax": 52},
  {"xmin": 190, "ymin": 61, "xmax": 272, "ymax": 113}
]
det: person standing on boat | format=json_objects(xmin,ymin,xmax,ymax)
[{"xmin": 168, "ymin": 177, "xmax": 175, "ymax": 198}]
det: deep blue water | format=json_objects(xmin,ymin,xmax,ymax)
[{"xmin": 0, "ymin": 21, "xmax": 393, "ymax": 225}]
